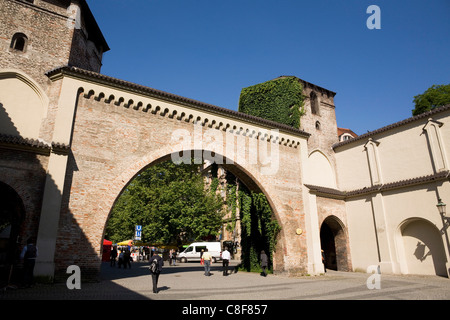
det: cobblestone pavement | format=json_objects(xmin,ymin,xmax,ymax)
[{"xmin": 2, "ymin": 260, "xmax": 450, "ymax": 300}]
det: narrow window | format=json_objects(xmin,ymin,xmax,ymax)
[
  {"xmin": 310, "ymin": 91, "xmax": 319, "ymax": 115},
  {"xmin": 315, "ymin": 121, "xmax": 321, "ymax": 130},
  {"xmin": 10, "ymin": 33, "xmax": 28, "ymax": 52}
]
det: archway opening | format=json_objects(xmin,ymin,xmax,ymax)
[
  {"xmin": 400, "ymin": 218, "xmax": 448, "ymax": 277},
  {"xmin": 0, "ymin": 182, "xmax": 25, "ymax": 287},
  {"xmin": 320, "ymin": 216, "xmax": 349, "ymax": 271},
  {"xmin": 102, "ymin": 154, "xmax": 281, "ymax": 276}
]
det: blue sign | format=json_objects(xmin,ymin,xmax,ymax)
[{"xmin": 135, "ymin": 225, "xmax": 142, "ymax": 240}]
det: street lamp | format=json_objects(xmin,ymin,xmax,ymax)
[{"xmin": 437, "ymin": 198, "xmax": 447, "ymax": 217}]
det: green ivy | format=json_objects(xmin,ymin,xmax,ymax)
[
  {"xmin": 224, "ymin": 173, "xmax": 281, "ymax": 274},
  {"xmin": 238, "ymin": 76, "xmax": 305, "ymax": 129}
]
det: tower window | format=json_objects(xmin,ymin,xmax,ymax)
[
  {"xmin": 310, "ymin": 91, "xmax": 320, "ymax": 115},
  {"xmin": 10, "ymin": 33, "xmax": 28, "ymax": 52},
  {"xmin": 315, "ymin": 121, "xmax": 321, "ymax": 130}
]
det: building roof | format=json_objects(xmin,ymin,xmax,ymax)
[
  {"xmin": 273, "ymin": 76, "xmax": 336, "ymax": 97},
  {"xmin": 333, "ymin": 104, "xmax": 450, "ymax": 150},
  {"xmin": 46, "ymin": 66, "xmax": 311, "ymax": 139},
  {"xmin": 337, "ymin": 127, "xmax": 358, "ymax": 138}
]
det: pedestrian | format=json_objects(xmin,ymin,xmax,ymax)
[
  {"xmin": 200, "ymin": 249, "xmax": 204, "ymax": 265},
  {"xmin": 110, "ymin": 245, "xmax": 117, "ymax": 267},
  {"xmin": 169, "ymin": 249, "xmax": 174, "ymax": 266},
  {"xmin": 202, "ymin": 248, "xmax": 212, "ymax": 276},
  {"xmin": 321, "ymin": 249, "xmax": 326, "ymax": 273},
  {"xmin": 222, "ymin": 246, "xmax": 230, "ymax": 276},
  {"xmin": 20, "ymin": 237, "xmax": 38, "ymax": 287},
  {"xmin": 118, "ymin": 249, "xmax": 124, "ymax": 268},
  {"xmin": 260, "ymin": 250, "xmax": 268, "ymax": 277},
  {"xmin": 123, "ymin": 248, "xmax": 132, "ymax": 269},
  {"xmin": 172, "ymin": 250, "xmax": 177, "ymax": 266},
  {"xmin": 149, "ymin": 251, "xmax": 164, "ymax": 293}
]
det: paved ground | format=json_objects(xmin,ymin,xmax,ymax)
[{"xmin": 1, "ymin": 260, "xmax": 450, "ymax": 300}]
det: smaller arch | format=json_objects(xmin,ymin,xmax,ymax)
[
  {"xmin": 124, "ymin": 99, "xmax": 134, "ymax": 108},
  {"xmin": 194, "ymin": 116, "xmax": 202, "ymax": 124},
  {"xmin": 151, "ymin": 106, "xmax": 161, "ymax": 115},
  {"xmin": 94, "ymin": 92, "xmax": 105, "ymax": 102},
  {"xmin": 315, "ymin": 121, "xmax": 321, "ymax": 130},
  {"xmin": 397, "ymin": 218, "xmax": 448, "ymax": 277},
  {"xmin": 134, "ymin": 101, "xmax": 143, "ymax": 111},
  {"xmin": 10, "ymin": 33, "xmax": 28, "ymax": 52},
  {"xmin": 177, "ymin": 112, "xmax": 186, "ymax": 121},
  {"xmin": 143, "ymin": 103, "xmax": 151, "ymax": 112},
  {"xmin": 114, "ymin": 97, "xmax": 124, "ymax": 106},
  {"xmin": 160, "ymin": 108, "xmax": 170, "ymax": 116},
  {"xmin": 84, "ymin": 89, "xmax": 95, "ymax": 99},
  {"xmin": 104, "ymin": 94, "xmax": 115, "ymax": 104},
  {"xmin": 320, "ymin": 215, "xmax": 350, "ymax": 272},
  {"xmin": 169, "ymin": 110, "xmax": 177, "ymax": 119}
]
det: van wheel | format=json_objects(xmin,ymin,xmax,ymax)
[
  {"xmin": 181, "ymin": 258, "xmax": 187, "ymax": 263},
  {"xmin": 212, "ymin": 257, "xmax": 216, "ymax": 263}
]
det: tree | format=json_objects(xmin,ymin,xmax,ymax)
[
  {"xmin": 412, "ymin": 84, "xmax": 450, "ymax": 116},
  {"xmin": 105, "ymin": 160, "xmax": 225, "ymax": 245}
]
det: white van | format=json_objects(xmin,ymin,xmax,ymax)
[{"xmin": 178, "ymin": 242, "xmax": 222, "ymax": 263}]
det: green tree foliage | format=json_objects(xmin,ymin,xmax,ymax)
[
  {"xmin": 105, "ymin": 161, "xmax": 225, "ymax": 245},
  {"xmin": 238, "ymin": 76, "xmax": 305, "ymax": 129},
  {"xmin": 412, "ymin": 84, "xmax": 450, "ymax": 116}
]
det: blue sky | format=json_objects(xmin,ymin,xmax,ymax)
[{"xmin": 87, "ymin": 0, "xmax": 450, "ymax": 135}]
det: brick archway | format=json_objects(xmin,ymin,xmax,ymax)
[
  {"xmin": 47, "ymin": 74, "xmax": 311, "ymax": 279},
  {"xmin": 320, "ymin": 215, "xmax": 350, "ymax": 272}
]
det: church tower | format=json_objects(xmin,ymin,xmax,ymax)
[{"xmin": 0, "ymin": 0, "xmax": 109, "ymax": 89}]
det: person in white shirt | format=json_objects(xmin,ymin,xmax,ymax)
[{"xmin": 222, "ymin": 247, "xmax": 231, "ymax": 276}]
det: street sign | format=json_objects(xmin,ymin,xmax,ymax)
[{"xmin": 135, "ymin": 225, "xmax": 142, "ymax": 240}]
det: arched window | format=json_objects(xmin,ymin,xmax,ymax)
[
  {"xmin": 10, "ymin": 33, "xmax": 28, "ymax": 52},
  {"xmin": 315, "ymin": 121, "xmax": 321, "ymax": 130}
]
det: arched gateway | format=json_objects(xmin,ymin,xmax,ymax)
[{"xmin": 31, "ymin": 66, "xmax": 316, "ymax": 280}]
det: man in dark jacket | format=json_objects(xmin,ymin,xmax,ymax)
[
  {"xmin": 260, "ymin": 250, "xmax": 268, "ymax": 277},
  {"xmin": 149, "ymin": 251, "xmax": 164, "ymax": 293}
]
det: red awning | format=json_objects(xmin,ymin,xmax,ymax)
[{"xmin": 103, "ymin": 239, "xmax": 112, "ymax": 245}]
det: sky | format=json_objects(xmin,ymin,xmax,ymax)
[{"xmin": 87, "ymin": 0, "xmax": 450, "ymax": 135}]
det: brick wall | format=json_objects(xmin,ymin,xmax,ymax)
[{"xmin": 52, "ymin": 88, "xmax": 309, "ymax": 279}]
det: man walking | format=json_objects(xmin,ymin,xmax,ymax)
[
  {"xmin": 222, "ymin": 247, "xmax": 230, "ymax": 276},
  {"xmin": 149, "ymin": 251, "xmax": 164, "ymax": 293},
  {"xmin": 202, "ymin": 248, "xmax": 212, "ymax": 276}
]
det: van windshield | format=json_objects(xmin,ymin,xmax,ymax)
[{"xmin": 184, "ymin": 246, "xmax": 193, "ymax": 253}]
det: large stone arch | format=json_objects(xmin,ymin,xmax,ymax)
[{"xmin": 96, "ymin": 146, "xmax": 288, "ymax": 272}]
